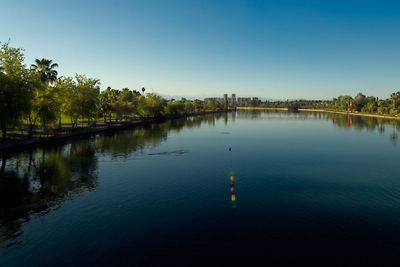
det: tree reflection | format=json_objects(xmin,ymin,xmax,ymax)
[
  {"xmin": 239, "ymin": 110, "xmax": 400, "ymax": 144},
  {"xmin": 327, "ymin": 113, "xmax": 400, "ymax": 144},
  {"xmin": 95, "ymin": 115, "xmax": 215, "ymax": 158},
  {"xmin": 0, "ymin": 138, "xmax": 98, "ymax": 247},
  {"xmin": 0, "ymin": 114, "xmax": 219, "ymax": 247}
]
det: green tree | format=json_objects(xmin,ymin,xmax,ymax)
[
  {"xmin": 140, "ymin": 93, "xmax": 166, "ymax": 118},
  {"xmin": 60, "ymin": 75, "xmax": 100, "ymax": 129},
  {"xmin": 37, "ymin": 92, "xmax": 58, "ymax": 133},
  {"xmin": 28, "ymin": 58, "xmax": 60, "ymax": 135},
  {"xmin": 53, "ymin": 76, "xmax": 75, "ymax": 128},
  {"xmin": 354, "ymin": 92, "xmax": 367, "ymax": 110},
  {"xmin": 0, "ymin": 42, "xmax": 32, "ymax": 139},
  {"xmin": 390, "ymin": 91, "xmax": 400, "ymax": 109},
  {"xmin": 165, "ymin": 100, "xmax": 184, "ymax": 115},
  {"xmin": 113, "ymin": 88, "xmax": 138, "ymax": 121},
  {"xmin": 193, "ymin": 99, "xmax": 205, "ymax": 112},
  {"xmin": 184, "ymin": 101, "xmax": 195, "ymax": 113},
  {"xmin": 98, "ymin": 87, "xmax": 113, "ymax": 123},
  {"xmin": 74, "ymin": 74, "xmax": 100, "ymax": 126},
  {"xmin": 205, "ymin": 100, "xmax": 215, "ymax": 111},
  {"xmin": 108, "ymin": 88, "xmax": 121, "ymax": 122},
  {"xmin": 336, "ymin": 95, "xmax": 352, "ymax": 111},
  {"xmin": 363, "ymin": 101, "xmax": 377, "ymax": 113}
]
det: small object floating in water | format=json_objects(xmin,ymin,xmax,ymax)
[
  {"xmin": 229, "ymin": 147, "xmax": 231, "ymax": 151},
  {"xmin": 229, "ymin": 172, "xmax": 237, "ymax": 211}
]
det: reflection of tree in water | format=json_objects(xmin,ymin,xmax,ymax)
[
  {"xmin": 0, "ymin": 170, "xmax": 30, "ymax": 247},
  {"xmin": 326, "ymin": 113, "xmax": 400, "ymax": 144},
  {"xmin": 237, "ymin": 110, "xmax": 400, "ymax": 145},
  {"xmin": 389, "ymin": 121, "xmax": 399, "ymax": 145},
  {"xmin": 0, "ymin": 139, "xmax": 98, "ymax": 248},
  {"xmin": 0, "ymin": 114, "xmax": 221, "ymax": 248},
  {"xmin": 95, "ymin": 115, "xmax": 216, "ymax": 158}
]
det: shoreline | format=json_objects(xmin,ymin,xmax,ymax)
[
  {"xmin": 3, "ymin": 107, "xmax": 398, "ymax": 154},
  {"xmin": 237, "ymin": 107, "xmax": 400, "ymax": 120},
  {"xmin": 0, "ymin": 110, "xmax": 232, "ymax": 154}
]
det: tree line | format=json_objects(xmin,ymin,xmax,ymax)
[
  {"xmin": 255, "ymin": 92, "xmax": 400, "ymax": 115},
  {"xmin": 0, "ymin": 42, "xmax": 222, "ymax": 140}
]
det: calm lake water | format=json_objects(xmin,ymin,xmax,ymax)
[{"xmin": 1, "ymin": 110, "xmax": 400, "ymax": 265}]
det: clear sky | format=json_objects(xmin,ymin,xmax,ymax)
[{"xmin": 1, "ymin": 0, "xmax": 399, "ymax": 100}]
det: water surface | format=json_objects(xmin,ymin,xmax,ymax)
[{"xmin": 1, "ymin": 111, "xmax": 400, "ymax": 265}]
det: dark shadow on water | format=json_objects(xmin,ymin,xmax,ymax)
[
  {"xmin": 148, "ymin": 150, "xmax": 189, "ymax": 156},
  {"xmin": 0, "ymin": 139, "xmax": 98, "ymax": 248}
]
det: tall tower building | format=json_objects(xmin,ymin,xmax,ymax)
[{"xmin": 232, "ymin": 94, "xmax": 236, "ymax": 105}]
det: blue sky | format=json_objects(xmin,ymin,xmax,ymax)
[{"xmin": 1, "ymin": 0, "xmax": 400, "ymax": 99}]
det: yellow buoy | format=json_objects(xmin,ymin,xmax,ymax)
[
  {"xmin": 230, "ymin": 175, "xmax": 234, "ymax": 182},
  {"xmin": 231, "ymin": 194, "xmax": 236, "ymax": 201}
]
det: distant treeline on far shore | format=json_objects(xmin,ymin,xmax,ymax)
[
  {"xmin": 257, "ymin": 91, "xmax": 400, "ymax": 116},
  {"xmin": 244, "ymin": 94, "xmax": 400, "ymax": 116}
]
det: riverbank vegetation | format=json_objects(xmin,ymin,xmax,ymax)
[
  {"xmin": 253, "ymin": 92, "xmax": 400, "ymax": 117},
  {"xmin": 0, "ymin": 41, "xmax": 224, "ymax": 140}
]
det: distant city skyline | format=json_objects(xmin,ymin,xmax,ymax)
[
  {"xmin": 1, "ymin": 0, "xmax": 400, "ymax": 100},
  {"xmin": 204, "ymin": 93, "xmax": 260, "ymax": 105}
]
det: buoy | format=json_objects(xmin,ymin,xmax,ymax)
[
  {"xmin": 229, "ymin": 148, "xmax": 231, "ymax": 151},
  {"xmin": 231, "ymin": 194, "xmax": 236, "ymax": 201},
  {"xmin": 230, "ymin": 181, "xmax": 234, "ymax": 186},
  {"xmin": 230, "ymin": 176, "xmax": 234, "ymax": 182},
  {"xmin": 230, "ymin": 187, "xmax": 235, "ymax": 194}
]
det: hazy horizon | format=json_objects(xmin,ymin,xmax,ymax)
[{"xmin": 2, "ymin": 0, "xmax": 399, "ymax": 100}]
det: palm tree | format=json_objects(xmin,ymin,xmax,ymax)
[{"xmin": 30, "ymin": 58, "xmax": 59, "ymax": 84}]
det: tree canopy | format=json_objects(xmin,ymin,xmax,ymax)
[{"xmin": 0, "ymin": 41, "xmax": 213, "ymax": 140}]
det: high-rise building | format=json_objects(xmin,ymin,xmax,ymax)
[
  {"xmin": 204, "ymin": 94, "xmax": 258, "ymax": 106},
  {"xmin": 231, "ymin": 94, "xmax": 236, "ymax": 105}
]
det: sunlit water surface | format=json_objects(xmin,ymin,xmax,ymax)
[{"xmin": 1, "ymin": 110, "xmax": 400, "ymax": 265}]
